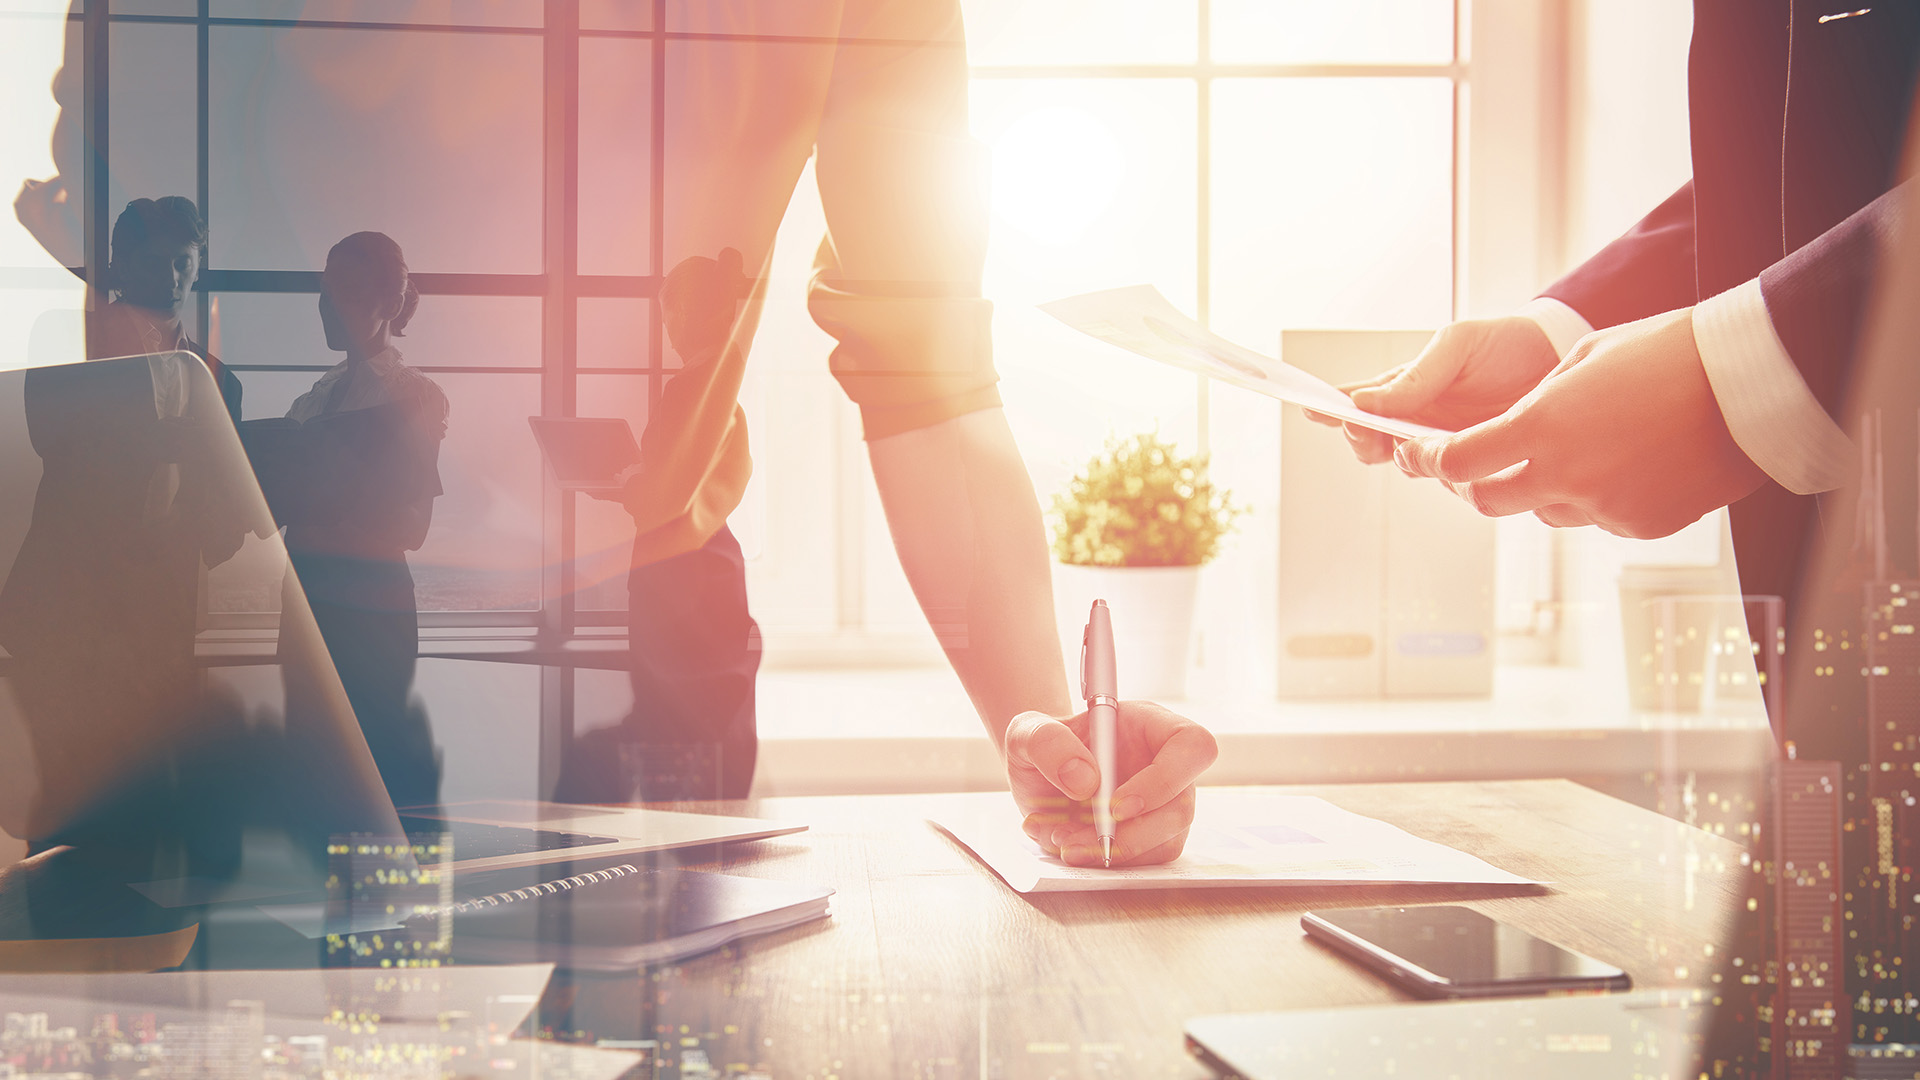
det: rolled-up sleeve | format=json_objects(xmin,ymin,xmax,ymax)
[
  {"xmin": 807, "ymin": 0, "xmax": 1001, "ymax": 441},
  {"xmin": 809, "ymin": 240, "xmax": 1001, "ymax": 440}
]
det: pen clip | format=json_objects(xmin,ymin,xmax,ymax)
[{"xmin": 1079, "ymin": 624, "xmax": 1089, "ymax": 701}]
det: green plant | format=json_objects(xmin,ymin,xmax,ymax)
[{"xmin": 1050, "ymin": 432, "xmax": 1245, "ymax": 567}]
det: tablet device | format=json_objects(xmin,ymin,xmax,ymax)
[
  {"xmin": 1300, "ymin": 906, "xmax": 1630, "ymax": 999},
  {"xmin": 528, "ymin": 416, "xmax": 642, "ymax": 493},
  {"xmin": 1186, "ymin": 990, "xmax": 1704, "ymax": 1079}
]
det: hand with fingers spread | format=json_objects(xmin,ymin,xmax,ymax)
[
  {"xmin": 1390, "ymin": 308, "xmax": 1768, "ymax": 539},
  {"xmin": 1304, "ymin": 315, "xmax": 1563, "ymax": 464},
  {"xmin": 1003, "ymin": 701, "xmax": 1218, "ymax": 868}
]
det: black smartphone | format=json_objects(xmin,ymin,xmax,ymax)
[{"xmin": 1300, "ymin": 905, "xmax": 1631, "ymax": 999}]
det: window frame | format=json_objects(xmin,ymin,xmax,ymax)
[
  {"xmin": 52, "ymin": 0, "xmax": 1570, "ymax": 695},
  {"xmin": 799, "ymin": 0, "xmax": 1578, "ymax": 670},
  {"xmin": 64, "ymin": 0, "xmax": 674, "ymax": 635}
]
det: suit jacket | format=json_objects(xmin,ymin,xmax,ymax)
[
  {"xmin": 87, "ymin": 302, "xmax": 245, "ymax": 430},
  {"xmin": 1540, "ymin": 0, "xmax": 1920, "ymax": 608}
]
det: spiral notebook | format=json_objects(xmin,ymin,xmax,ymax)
[{"xmin": 412, "ymin": 865, "xmax": 833, "ymax": 971}]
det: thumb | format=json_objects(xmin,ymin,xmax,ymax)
[
  {"xmin": 1005, "ymin": 711, "xmax": 1099, "ymax": 801},
  {"xmin": 1393, "ymin": 411, "xmax": 1529, "ymax": 485},
  {"xmin": 1348, "ymin": 327, "xmax": 1467, "ymax": 418}
]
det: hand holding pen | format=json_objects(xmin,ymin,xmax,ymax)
[
  {"xmin": 999, "ymin": 600, "xmax": 1218, "ymax": 868},
  {"xmin": 1083, "ymin": 600, "xmax": 1120, "ymax": 867}
]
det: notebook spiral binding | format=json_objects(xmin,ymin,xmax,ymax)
[{"xmin": 407, "ymin": 863, "xmax": 644, "ymax": 926}]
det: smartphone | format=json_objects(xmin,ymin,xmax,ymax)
[{"xmin": 1300, "ymin": 905, "xmax": 1631, "ymax": 999}]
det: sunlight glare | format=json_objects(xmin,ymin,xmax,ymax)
[{"xmin": 989, "ymin": 105, "xmax": 1124, "ymax": 246}]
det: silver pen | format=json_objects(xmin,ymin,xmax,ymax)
[{"xmin": 1081, "ymin": 600, "xmax": 1119, "ymax": 868}]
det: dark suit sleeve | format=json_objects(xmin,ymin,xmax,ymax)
[
  {"xmin": 1758, "ymin": 179, "xmax": 1910, "ymax": 416},
  {"xmin": 1540, "ymin": 182, "xmax": 1700, "ymax": 330},
  {"xmin": 192, "ymin": 343, "xmax": 245, "ymax": 430},
  {"xmin": 220, "ymin": 367, "xmax": 243, "ymax": 428}
]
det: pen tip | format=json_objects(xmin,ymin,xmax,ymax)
[{"xmin": 1101, "ymin": 836, "xmax": 1112, "ymax": 868}]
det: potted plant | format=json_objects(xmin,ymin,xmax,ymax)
[{"xmin": 1050, "ymin": 432, "xmax": 1244, "ymax": 700}]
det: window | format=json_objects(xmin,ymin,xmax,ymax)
[
  {"xmin": 0, "ymin": 3, "xmax": 676, "ymax": 630},
  {"xmin": 0, "ymin": 2, "xmax": 1751, "ymax": 793},
  {"xmin": 743, "ymin": 0, "xmax": 1488, "ymax": 682},
  {"xmin": 0, "ymin": 0, "xmax": 1545, "ymax": 650}
]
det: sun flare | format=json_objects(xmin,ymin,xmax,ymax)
[{"xmin": 989, "ymin": 105, "xmax": 1125, "ymax": 246}]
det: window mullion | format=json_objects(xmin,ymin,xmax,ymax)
[
  {"xmin": 1196, "ymin": 0, "xmax": 1212, "ymax": 457},
  {"xmin": 542, "ymin": 0, "xmax": 580, "ymax": 644}
]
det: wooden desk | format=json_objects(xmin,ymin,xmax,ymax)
[{"xmin": 540, "ymin": 779, "xmax": 1750, "ymax": 1078}]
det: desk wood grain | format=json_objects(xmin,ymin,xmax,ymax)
[{"xmin": 540, "ymin": 780, "xmax": 1751, "ymax": 1078}]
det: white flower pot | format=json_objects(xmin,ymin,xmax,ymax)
[{"xmin": 1053, "ymin": 562, "xmax": 1201, "ymax": 702}]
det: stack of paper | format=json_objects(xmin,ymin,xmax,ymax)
[{"xmin": 931, "ymin": 790, "xmax": 1540, "ymax": 894}]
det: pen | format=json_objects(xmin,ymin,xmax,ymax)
[{"xmin": 1081, "ymin": 599, "xmax": 1119, "ymax": 868}]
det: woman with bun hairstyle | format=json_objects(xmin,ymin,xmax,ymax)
[{"xmin": 277, "ymin": 231, "xmax": 448, "ymax": 810}]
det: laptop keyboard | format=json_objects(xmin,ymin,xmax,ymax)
[{"xmin": 398, "ymin": 816, "xmax": 622, "ymax": 860}]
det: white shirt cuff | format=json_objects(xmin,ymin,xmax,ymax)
[
  {"xmin": 1692, "ymin": 277, "xmax": 1854, "ymax": 495},
  {"xmin": 1517, "ymin": 297, "xmax": 1594, "ymax": 359}
]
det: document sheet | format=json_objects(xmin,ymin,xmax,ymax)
[
  {"xmin": 931, "ymin": 790, "xmax": 1540, "ymax": 894},
  {"xmin": 0, "ymin": 965, "xmax": 643, "ymax": 1080},
  {"xmin": 0, "ymin": 963, "xmax": 555, "ymax": 1024},
  {"xmin": 1039, "ymin": 285, "xmax": 1451, "ymax": 441}
]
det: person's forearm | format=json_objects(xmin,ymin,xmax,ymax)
[{"xmin": 867, "ymin": 408, "xmax": 1072, "ymax": 746}]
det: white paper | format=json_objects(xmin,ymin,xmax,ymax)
[
  {"xmin": 0, "ymin": 962, "xmax": 554, "ymax": 1026},
  {"xmin": 522, "ymin": 1038, "xmax": 653, "ymax": 1080},
  {"xmin": 0, "ymin": 965, "xmax": 601, "ymax": 1080},
  {"xmin": 1039, "ymin": 285, "xmax": 1451, "ymax": 441},
  {"xmin": 930, "ymin": 790, "xmax": 1540, "ymax": 893}
]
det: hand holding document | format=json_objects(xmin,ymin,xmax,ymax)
[
  {"xmin": 932, "ymin": 790, "xmax": 1539, "ymax": 894},
  {"xmin": 1039, "ymin": 285, "xmax": 1452, "ymax": 441}
]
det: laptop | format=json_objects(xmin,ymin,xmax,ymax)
[
  {"xmin": 528, "ymin": 416, "xmax": 642, "ymax": 494},
  {"xmin": 0, "ymin": 355, "xmax": 798, "ymax": 897},
  {"xmin": 1185, "ymin": 990, "xmax": 1712, "ymax": 1079}
]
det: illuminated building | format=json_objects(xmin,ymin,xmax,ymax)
[
  {"xmin": 322, "ymin": 834, "xmax": 452, "ymax": 969},
  {"xmin": 1857, "ymin": 580, "xmax": 1920, "ymax": 1048},
  {"xmin": 1773, "ymin": 760, "xmax": 1850, "ymax": 1077}
]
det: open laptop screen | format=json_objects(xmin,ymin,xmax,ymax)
[{"xmin": 0, "ymin": 353, "xmax": 404, "ymax": 879}]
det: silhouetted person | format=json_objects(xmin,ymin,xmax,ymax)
[
  {"xmin": 89, "ymin": 196, "xmax": 242, "ymax": 427},
  {"xmin": 0, "ymin": 193, "xmax": 271, "ymax": 874},
  {"xmin": 272, "ymin": 232, "xmax": 447, "ymax": 810},
  {"xmin": 557, "ymin": 249, "xmax": 761, "ymax": 802}
]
